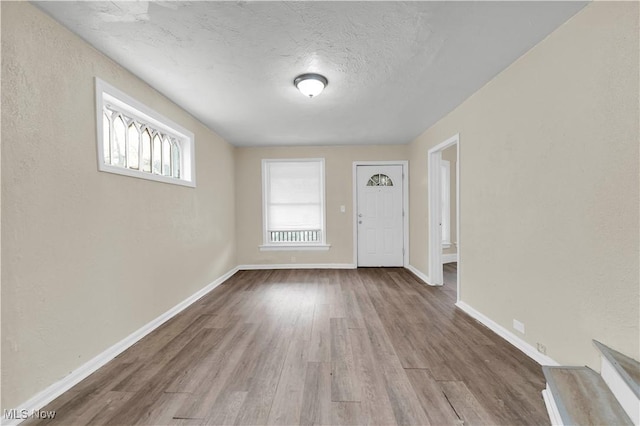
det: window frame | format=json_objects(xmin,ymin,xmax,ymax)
[
  {"xmin": 260, "ymin": 158, "xmax": 330, "ymax": 251},
  {"xmin": 95, "ymin": 78, "xmax": 196, "ymax": 187}
]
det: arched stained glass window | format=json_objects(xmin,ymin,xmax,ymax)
[
  {"xmin": 162, "ymin": 137, "xmax": 171, "ymax": 176},
  {"xmin": 171, "ymin": 140, "xmax": 181, "ymax": 179},
  {"xmin": 141, "ymin": 128, "xmax": 152, "ymax": 173},
  {"xmin": 367, "ymin": 173, "xmax": 393, "ymax": 186},
  {"xmin": 152, "ymin": 134, "xmax": 162, "ymax": 175},
  {"xmin": 128, "ymin": 123, "xmax": 140, "ymax": 170},
  {"xmin": 98, "ymin": 79, "xmax": 194, "ymax": 186},
  {"xmin": 112, "ymin": 115, "xmax": 126, "ymax": 167}
]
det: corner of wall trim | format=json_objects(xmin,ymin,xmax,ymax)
[
  {"xmin": 2, "ymin": 266, "xmax": 240, "ymax": 426},
  {"xmin": 455, "ymin": 301, "xmax": 559, "ymax": 367},
  {"xmin": 406, "ymin": 265, "xmax": 435, "ymax": 286}
]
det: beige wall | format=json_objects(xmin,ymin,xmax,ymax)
[
  {"xmin": 3, "ymin": 0, "xmax": 639, "ymax": 413},
  {"xmin": 1, "ymin": 2, "xmax": 237, "ymax": 410},
  {"xmin": 442, "ymin": 145, "xmax": 457, "ymax": 256},
  {"xmin": 235, "ymin": 145, "xmax": 408, "ymax": 266},
  {"xmin": 409, "ymin": 1, "xmax": 639, "ymax": 368}
]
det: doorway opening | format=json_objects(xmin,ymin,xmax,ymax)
[
  {"xmin": 353, "ymin": 161, "xmax": 409, "ymax": 267},
  {"xmin": 428, "ymin": 134, "xmax": 460, "ymax": 301}
]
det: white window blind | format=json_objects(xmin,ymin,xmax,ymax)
[{"xmin": 263, "ymin": 159, "xmax": 325, "ymax": 245}]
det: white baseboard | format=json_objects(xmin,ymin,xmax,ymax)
[
  {"xmin": 542, "ymin": 386, "xmax": 563, "ymax": 425},
  {"xmin": 600, "ymin": 354, "xmax": 640, "ymax": 425},
  {"xmin": 442, "ymin": 253, "xmax": 458, "ymax": 264},
  {"xmin": 2, "ymin": 266, "xmax": 239, "ymax": 426},
  {"xmin": 455, "ymin": 301, "xmax": 559, "ymax": 366},
  {"xmin": 238, "ymin": 263, "xmax": 356, "ymax": 270},
  {"xmin": 406, "ymin": 264, "xmax": 436, "ymax": 286}
]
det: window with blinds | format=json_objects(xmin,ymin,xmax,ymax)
[{"xmin": 262, "ymin": 159, "xmax": 326, "ymax": 247}]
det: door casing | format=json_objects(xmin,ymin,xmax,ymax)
[
  {"xmin": 427, "ymin": 134, "xmax": 460, "ymax": 300},
  {"xmin": 352, "ymin": 161, "xmax": 409, "ymax": 267}
]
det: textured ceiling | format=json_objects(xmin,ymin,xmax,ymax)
[{"xmin": 34, "ymin": 1, "xmax": 586, "ymax": 147}]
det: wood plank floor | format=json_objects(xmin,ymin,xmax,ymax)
[{"xmin": 25, "ymin": 268, "xmax": 549, "ymax": 425}]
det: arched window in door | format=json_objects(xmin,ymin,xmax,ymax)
[{"xmin": 366, "ymin": 173, "xmax": 394, "ymax": 187}]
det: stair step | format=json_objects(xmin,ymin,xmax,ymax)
[
  {"xmin": 594, "ymin": 340, "xmax": 640, "ymax": 424},
  {"xmin": 594, "ymin": 340, "xmax": 640, "ymax": 399},
  {"xmin": 543, "ymin": 366, "xmax": 633, "ymax": 425}
]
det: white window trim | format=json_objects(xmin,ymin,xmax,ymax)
[
  {"xmin": 259, "ymin": 244, "xmax": 331, "ymax": 251},
  {"xmin": 260, "ymin": 158, "xmax": 330, "ymax": 251},
  {"xmin": 95, "ymin": 78, "xmax": 196, "ymax": 187}
]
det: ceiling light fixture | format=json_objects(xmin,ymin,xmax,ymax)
[{"xmin": 294, "ymin": 73, "xmax": 328, "ymax": 98}]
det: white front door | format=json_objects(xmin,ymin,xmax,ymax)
[{"xmin": 356, "ymin": 165, "xmax": 404, "ymax": 267}]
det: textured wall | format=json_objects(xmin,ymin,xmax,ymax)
[
  {"xmin": 1, "ymin": 2, "xmax": 236, "ymax": 409},
  {"xmin": 409, "ymin": 1, "xmax": 639, "ymax": 368},
  {"xmin": 235, "ymin": 145, "xmax": 408, "ymax": 266}
]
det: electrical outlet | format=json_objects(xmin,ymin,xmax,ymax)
[
  {"xmin": 513, "ymin": 319, "xmax": 525, "ymax": 334},
  {"xmin": 537, "ymin": 343, "xmax": 547, "ymax": 355}
]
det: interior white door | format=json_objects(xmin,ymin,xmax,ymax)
[{"xmin": 356, "ymin": 165, "xmax": 404, "ymax": 267}]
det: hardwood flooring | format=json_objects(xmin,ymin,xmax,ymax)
[
  {"xmin": 443, "ymin": 262, "xmax": 458, "ymax": 299},
  {"xmin": 25, "ymin": 268, "xmax": 548, "ymax": 425}
]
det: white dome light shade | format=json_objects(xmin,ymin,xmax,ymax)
[
  {"xmin": 294, "ymin": 73, "xmax": 328, "ymax": 98},
  {"xmin": 297, "ymin": 78, "xmax": 324, "ymax": 97}
]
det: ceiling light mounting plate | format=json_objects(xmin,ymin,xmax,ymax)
[{"xmin": 294, "ymin": 73, "xmax": 328, "ymax": 98}]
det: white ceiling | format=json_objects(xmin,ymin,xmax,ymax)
[{"xmin": 34, "ymin": 1, "xmax": 586, "ymax": 147}]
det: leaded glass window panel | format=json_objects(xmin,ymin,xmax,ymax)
[
  {"xmin": 171, "ymin": 140, "xmax": 181, "ymax": 179},
  {"xmin": 112, "ymin": 115, "xmax": 126, "ymax": 167},
  {"xmin": 128, "ymin": 123, "xmax": 140, "ymax": 170},
  {"xmin": 162, "ymin": 137, "xmax": 171, "ymax": 176},
  {"xmin": 96, "ymin": 78, "xmax": 194, "ymax": 186},
  {"xmin": 367, "ymin": 173, "xmax": 393, "ymax": 186},
  {"xmin": 141, "ymin": 129, "xmax": 152, "ymax": 173},
  {"xmin": 152, "ymin": 134, "xmax": 162, "ymax": 175}
]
